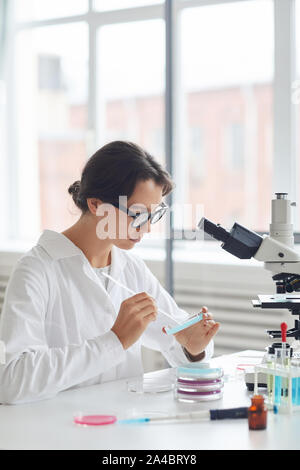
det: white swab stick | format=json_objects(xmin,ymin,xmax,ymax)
[{"xmin": 100, "ymin": 271, "xmax": 180, "ymax": 325}]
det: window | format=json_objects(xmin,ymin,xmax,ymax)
[
  {"xmin": 96, "ymin": 19, "xmax": 165, "ymax": 162},
  {"xmin": 15, "ymin": 0, "xmax": 88, "ymax": 22},
  {"xmin": 0, "ymin": 79, "xmax": 6, "ymax": 242},
  {"xmin": 179, "ymin": 0, "xmax": 274, "ymax": 231},
  {"xmin": 3, "ymin": 1, "xmax": 166, "ymax": 244},
  {"xmin": 188, "ymin": 127, "xmax": 205, "ymax": 184},
  {"xmin": 94, "ymin": 0, "xmax": 163, "ymax": 11},
  {"xmin": 296, "ymin": 0, "xmax": 300, "ymax": 212},
  {"xmin": 224, "ymin": 123, "xmax": 245, "ymax": 171},
  {"xmin": 96, "ymin": 19, "xmax": 166, "ymax": 239},
  {"xmin": 14, "ymin": 23, "xmax": 88, "ymax": 239},
  {"xmin": 1, "ymin": 0, "xmax": 299, "ymax": 251}
]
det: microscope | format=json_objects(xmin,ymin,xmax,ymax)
[{"xmin": 198, "ymin": 193, "xmax": 300, "ymax": 388}]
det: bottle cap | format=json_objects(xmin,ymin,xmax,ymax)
[{"xmin": 251, "ymin": 395, "xmax": 265, "ymax": 406}]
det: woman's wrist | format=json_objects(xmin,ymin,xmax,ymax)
[{"xmin": 183, "ymin": 347, "xmax": 205, "ymax": 362}]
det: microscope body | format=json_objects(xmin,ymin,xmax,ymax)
[
  {"xmin": 254, "ymin": 193, "xmax": 300, "ymax": 280},
  {"xmin": 199, "ymin": 193, "xmax": 300, "ymax": 342},
  {"xmin": 199, "ymin": 194, "xmax": 300, "ymax": 389}
]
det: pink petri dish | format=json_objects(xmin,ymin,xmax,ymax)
[{"xmin": 74, "ymin": 414, "xmax": 117, "ymax": 426}]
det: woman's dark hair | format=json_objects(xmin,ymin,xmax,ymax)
[{"xmin": 68, "ymin": 141, "xmax": 175, "ymax": 213}]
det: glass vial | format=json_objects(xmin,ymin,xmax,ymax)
[
  {"xmin": 248, "ymin": 395, "xmax": 267, "ymax": 430},
  {"xmin": 266, "ymin": 350, "xmax": 275, "ymax": 402}
]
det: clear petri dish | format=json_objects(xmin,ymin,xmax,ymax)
[{"xmin": 127, "ymin": 375, "xmax": 174, "ymax": 394}]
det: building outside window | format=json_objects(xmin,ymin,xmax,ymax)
[{"xmin": 0, "ymin": 0, "xmax": 298, "ymax": 241}]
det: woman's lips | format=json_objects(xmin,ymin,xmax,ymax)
[{"xmin": 129, "ymin": 238, "xmax": 142, "ymax": 243}]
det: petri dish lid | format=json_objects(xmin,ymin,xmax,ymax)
[
  {"xmin": 176, "ymin": 388, "xmax": 223, "ymax": 397},
  {"xmin": 177, "ymin": 363, "xmax": 223, "ymax": 380},
  {"xmin": 176, "ymin": 381, "xmax": 224, "ymax": 393}
]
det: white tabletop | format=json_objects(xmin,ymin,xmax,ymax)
[{"xmin": 0, "ymin": 350, "xmax": 299, "ymax": 450}]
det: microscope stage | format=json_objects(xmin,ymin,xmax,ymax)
[{"xmin": 253, "ymin": 294, "xmax": 300, "ymax": 311}]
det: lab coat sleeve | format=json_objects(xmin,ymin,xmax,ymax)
[
  {"xmin": 138, "ymin": 259, "xmax": 214, "ymax": 366},
  {"xmin": 0, "ymin": 257, "xmax": 126, "ymax": 404}
]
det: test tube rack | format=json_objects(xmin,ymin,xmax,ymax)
[{"xmin": 254, "ymin": 363, "xmax": 300, "ymax": 413}]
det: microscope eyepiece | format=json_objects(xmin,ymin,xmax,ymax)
[
  {"xmin": 198, "ymin": 217, "xmax": 263, "ymax": 259},
  {"xmin": 197, "ymin": 218, "xmax": 230, "ymax": 244}
]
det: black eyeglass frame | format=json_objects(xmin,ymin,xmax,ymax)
[{"xmin": 109, "ymin": 201, "xmax": 168, "ymax": 228}]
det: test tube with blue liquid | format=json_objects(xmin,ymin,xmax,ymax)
[
  {"xmin": 270, "ymin": 346, "xmax": 300, "ymax": 410},
  {"xmin": 274, "ymin": 347, "xmax": 283, "ymax": 405},
  {"xmin": 273, "ymin": 323, "xmax": 292, "ymax": 406},
  {"xmin": 282, "ymin": 323, "xmax": 289, "ymax": 404},
  {"xmin": 255, "ymin": 329, "xmax": 300, "ymax": 411},
  {"xmin": 266, "ymin": 347, "xmax": 275, "ymax": 401},
  {"xmin": 274, "ymin": 323, "xmax": 289, "ymax": 405},
  {"xmin": 291, "ymin": 358, "xmax": 300, "ymax": 406}
]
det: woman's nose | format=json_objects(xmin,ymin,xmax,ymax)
[
  {"xmin": 145, "ymin": 219, "xmax": 152, "ymax": 234},
  {"xmin": 137, "ymin": 220, "xmax": 151, "ymax": 235}
]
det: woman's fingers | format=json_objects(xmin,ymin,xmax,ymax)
[
  {"xmin": 135, "ymin": 298, "xmax": 157, "ymax": 311},
  {"xmin": 137, "ymin": 305, "xmax": 157, "ymax": 318},
  {"xmin": 202, "ymin": 314, "xmax": 213, "ymax": 322},
  {"xmin": 205, "ymin": 321, "xmax": 220, "ymax": 338}
]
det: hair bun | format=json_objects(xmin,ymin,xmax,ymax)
[
  {"xmin": 68, "ymin": 180, "xmax": 83, "ymax": 209},
  {"xmin": 68, "ymin": 180, "xmax": 81, "ymax": 196}
]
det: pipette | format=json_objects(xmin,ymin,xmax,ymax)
[
  {"xmin": 100, "ymin": 271, "xmax": 205, "ymax": 334},
  {"xmin": 100, "ymin": 271, "xmax": 180, "ymax": 324},
  {"xmin": 280, "ymin": 322, "xmax": 289, "ymax": 403},
  {"xmin": 119, "ymin": 407, "xmax": 249, "ymax": 424},
  {"xmin": 281, "ymin": 322, "xmax": 288, "ymax": 362},
  {"xmin": 73, "ymin": 407, "xmax": 249, "ymax": 426}
]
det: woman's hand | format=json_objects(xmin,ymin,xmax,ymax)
[
  {"xmin": 164, "ymin": 307, "xmax": 220, "ymax": 357},
  {"xmin": 111, "ymin": 292, "xmax": 158, "ymax": 350}
]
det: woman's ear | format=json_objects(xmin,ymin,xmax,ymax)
[{"xmin": 86, "ymin": 198, "xmax": 103, "ymax": 215}]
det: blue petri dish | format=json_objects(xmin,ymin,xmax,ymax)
[{"xmin": 177, "ymin": 363, "xmax": 224, "ymax": 380}]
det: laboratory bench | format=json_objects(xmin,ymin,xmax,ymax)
[{"xmin": 0, "ymin": 350, "xmax": 299, "ymax": 450}]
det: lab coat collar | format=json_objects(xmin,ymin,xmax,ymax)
[
  {"xmin": 37, "ymin": 229, "xmax": 84, "ymax": 260},
  {"xmin": 37, "ymin": 230, "xmax": 128, "ymax": 292}
]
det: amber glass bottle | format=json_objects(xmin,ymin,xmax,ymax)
[{"xmin": 248, "ymin": 395, "xmax": 267, "ymax": 430}]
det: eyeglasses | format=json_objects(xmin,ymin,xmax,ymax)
[{"xmin": 110, "ymin": 201, "xmax": 168, "ymax": 229}]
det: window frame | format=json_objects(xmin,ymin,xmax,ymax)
[{"xmin": 5, "ymin": 0, "xmax": 299, "ymax": 292}]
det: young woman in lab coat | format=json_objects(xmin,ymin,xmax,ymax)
[{"xmin": 0, "ymin": 141, "xmax": 219, "ymax": 404}]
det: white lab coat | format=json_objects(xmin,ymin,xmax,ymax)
[{"xmin": 0, "ymin": 230, "xmax": 213, "ymax": 404}]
